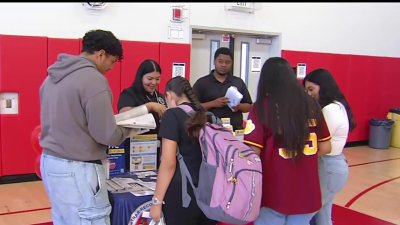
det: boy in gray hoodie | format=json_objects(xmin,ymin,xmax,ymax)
[{"xmin": 39, "ymin": 29, "xmax": 134, "ymax": 225}]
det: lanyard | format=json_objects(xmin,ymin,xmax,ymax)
[{"xmin": 146, "ymin": 91, "xmax": 166, "ymax": 106}]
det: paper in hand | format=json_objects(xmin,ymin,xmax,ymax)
[
  {"xmin": 115, "ymin": 105, "xmax": 156, "ymax": 130},
  {"xmin": 115, "ymin": 104, "xmax": 149, "ymax": 123},
  {"xmin": 116, "ymin": 113, "xmax": 156, "ymax": 129},
  {"xmin": 225, "ymin": 86, "xmax": 243, "ymax": 111}
]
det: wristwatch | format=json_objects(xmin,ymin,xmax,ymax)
[{"xmin": 152, "ymin": 197, "xmax": 165, "ymax": 205}]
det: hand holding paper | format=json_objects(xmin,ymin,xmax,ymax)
[
  {"xmin": 115, "ymin": 104, "xmax": 149, "ymax": 123},
  {"xmin": 117, "ymin": 113, "xmax": 156, "ymax": 129},
  {"xmin": 115, "ymin": 104, "xmax": 157, "ymax": 132},
  {"xmin": 225, "ymin": 86, "xmax": 243, "ymax": 111}
]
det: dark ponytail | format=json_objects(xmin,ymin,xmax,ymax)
[
  {"xmin": 303, "ymin": 69, "xmax": 356, "ymax": 131},
  {"xmin": 165, "ymin": 77, "xmax": 206, "ymax": 139}
]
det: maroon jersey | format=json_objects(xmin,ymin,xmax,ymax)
[{"xmin": 244, "ymin": 100, "xmax": 331, "ymax": 215}]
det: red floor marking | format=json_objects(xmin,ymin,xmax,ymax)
[
  {"xmin": 333, "ymin": 204, "xmax": 396, "ymax": 225},
  {"xmin": 345, "ymin": 176, "xmax": 400, "ymax": 207},
  {"xmin": 349, "ymin": 158, "xmax": 400, "ymax": 167},
  {"xmin": 0, "ymin": 207, "xmax": 51, "ymax": 216}
]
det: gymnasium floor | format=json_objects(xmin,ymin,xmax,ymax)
[{"xmin": 0, "ymin": 145, "xmax": 399, "ymax": 225}]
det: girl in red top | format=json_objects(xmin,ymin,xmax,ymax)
[{"xmin": 244, "ymin": 57, "xmax": 331, "ymax": 225}]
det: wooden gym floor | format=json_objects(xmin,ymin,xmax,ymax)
[{"xmin": 0, "ymin": 145, "xmax": 399, "ymax": 225}]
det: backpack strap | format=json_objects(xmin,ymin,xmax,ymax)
[
  {"xmin": 176, "ymin": 148, "xmax": 196, "ymax": 208},
  {"xmin": 177, "ymin": 104, "xmax": 208, "ymax": 161},
  {"xmin": 177, "ymin": 104, "xmax": 194, "ymax": 114},
  {"xmin": 174, "ymin": 105, "xmax": 196, "ymax": 208},
  {"xmin": 175, "ymin": 104, "xmax": 222, "ymax": 208}
]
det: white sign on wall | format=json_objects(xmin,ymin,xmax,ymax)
[
  {"xmin": 225, "ymin": 3, "xmax": 255, "ymax": 13},
  {"xmin": 168, "ymin": 26, "xmax": 184, "ymax": 39},
  {"xmin": 0, "ymin": 92, "xmax": 19, "ymax": 114},
  {"xmin": 172, "ymin": 63, "xmax": 186, "ymax": 78},
  {"xmin": 251, "ymin": 56, "xmax": 262, "ymax": 72},
  {"xmin": 296, "ymin": 63, "xmax": 307, "ymax": 79},
  {"xmin": 222, "ymin": 34, "xmax": 230, "ymax": 43}
]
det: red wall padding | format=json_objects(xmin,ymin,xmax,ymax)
[
  {"xmin": 0, "ymin": 35, "xmax": 191, "ymax": 176},
  {"xmin": 0, "ymin": 35, "xmax": 48, "ymax": 175},
  {"xmin": 48, "ymin": 38, "xmax": 80, "ymax": 67},
  {"xmin": 105, "ymin": 63, "xmax": 121, "ymax": 114},
  {"xmin": 2, "ymin": 34, "xmax": 399, "ymax": 175},
  {"xmin": 0, "ymin": 40, "xmax": 2, "ymax": 175},
  {"xmin": 0, "ymin": 121, "xmax": 1, "ymax": 175},
  {"xmin": 120, "ymin": 41, "xmax": 160, "ymax": 103},
  {"xmin": 282, "ymin": 50, "xmax": 400, "ymax": 142},
  {"xmin": 159, "ymin": 43, "xmax": 191, "ymax": 94}
]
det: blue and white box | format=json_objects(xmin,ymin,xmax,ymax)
[
  {"xmin": 130, "ymin": 134, "xmax": 158, "ymax": 172},
  {"xmin": 107, "ymin": 144, "xmax": 126, "ymax": 176}
]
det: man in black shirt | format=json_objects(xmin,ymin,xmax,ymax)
[{"xmin": 193, "ymin": 47, "xmax": 252, "ymax": 131}]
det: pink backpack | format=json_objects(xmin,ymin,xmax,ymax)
[{"xmin": 177, "ymin": 105, "xmax": 262, "ymax": 224}]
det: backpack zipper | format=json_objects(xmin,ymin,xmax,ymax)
[
  {"xmin": 243, "ymin": 172, "xmax": 257, "ymax": 220},
  {"xmin": 224, "ymin": 145, "xmax": 233, "ymax": 172},
  {"xmin": 226, "ymin": 169, "xmax": 262, "ymax": 210},
  {"xmin": 239, "ymin": 151, "xmax": 258, "ymax": 158},
  {"xmin": 211, "ymin": 133, "xmax": 219, "ymax": 166},
  {"xmin": 228, "ymin": 148, "xmax": 238, "ymax": 174},
  {"xmin": 229, "ymin": 149, "xmax": 258, "ymax": 174}
]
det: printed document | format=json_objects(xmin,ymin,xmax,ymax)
[
  {"xmin": 115, "ymin": 105, "xmax": 156, "ymax": 130},
  {"xmin": 225, "ymin": 86, "xmax": 243, "ymax": 111}
]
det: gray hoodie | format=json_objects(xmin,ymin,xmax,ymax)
[{"xmin": 40, "ymin": 53, "xmax": 129, "ymax": 161}]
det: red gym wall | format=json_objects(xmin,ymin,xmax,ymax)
[
  {"xmin": 0, "ymin": 35, "xmax": 47, "ymax": 176},
  {"xmin": 120, "ymin": 40, "xmax": 160, "ymax": 103},
  {"xmin": 2, "ymin": 35, "xmax": 398, "ymax": 176},
  {"xmin": 282, "ymin": 50, "xmax": 400, "ymax": 142},
  {"xmin": 0, "ymin": 34, "xmax": 190, "ymax": 176},
  {"xmin": 159, "ymin": 43, "xmax": 191, "ymax": 94}
]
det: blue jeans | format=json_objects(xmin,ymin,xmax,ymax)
[
  {"xmin": 255, "ymin": 207, "xmax": 316, "ymax": 225},
  {"xmin": 314, "ymin": 154, "xmax": 349, "ymax": 225},
  {"xmin": 40, "ymin": 153, "xmax": 111, "ymax": 225}
]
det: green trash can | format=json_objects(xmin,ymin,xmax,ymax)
[
  {"xmin": 387, "ymin": 108, "xmax": 400, "ymax": 148},
  {"xmin": 369, "ymin": 119, "xmax": 394, "ymax": 149}
]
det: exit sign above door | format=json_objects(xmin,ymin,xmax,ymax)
[{"xmin": 225, "ymin": 3, "xmax": 256, "ymax": 13}]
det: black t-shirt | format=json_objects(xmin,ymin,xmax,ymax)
[
  {"xmin": 118, "ymin": 87, "xmax": 167, "ymax": 170},
  {"xmin": 158, "ymin": 103, "xmax": 202, "ymax": 186},
  {"xmin": 193, "ymin": 70, "xmax": 252, "ymax": 131},
  {"xmin": 117, "ymin": 87, "xmax": 167, "ymax": 135}
]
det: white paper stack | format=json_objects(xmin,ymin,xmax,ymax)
[
  {"xmin": 225, "ymin": 86, "xmax": 243, "ymax": 111},
  {"xmin": 115, "ymin": 105, "xmax": 156, "ymax": 131},
  {"xmin": 116, "ymin": 113, "xmax": 156, "ymax": 129},
  {"xmin": 106, "ymin": 177, "xmax": 155, "ymax": 196}
]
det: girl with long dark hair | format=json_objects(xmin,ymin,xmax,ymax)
[
  {"xmin": 244, "ymin": 57, "xmax": 332, "ymax": 225},
  {"xmin": 304, "ymin": 68, "xmax": 355, "ymax": 225}
]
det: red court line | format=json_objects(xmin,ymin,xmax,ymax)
[
  {"xmin": 349, "ymin": 158, "xmax": 400, "ymax": 167},
  {"xmin": 345, "ymin": 176, "xmax": 400, "ymax": 208},
  {"xmin": 0, "ymin": 207, "xmax": 51, "ymax": 216},
  {"xmin": 333, "ymin": 204, "xmax": 396, "ymax": 225}
]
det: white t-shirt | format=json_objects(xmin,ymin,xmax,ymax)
[{"xmin": 322, "ymin": 101, "xmax": 349, "ymax": 156}]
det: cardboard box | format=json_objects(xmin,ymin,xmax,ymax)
[
  {"xmin": 235, "ymin": 129, "xmax": 245, "ymax": 142},
  {"xmin": 107, "ymin": 145, "xmax": 126, "ymax": 176},
  {"xmin": 221, "ymin": 117, "xmax": 231, "ymax": 125},
  {"xmin": 130, "ymin": 134, "xmax": 158, "ymax": 172}
]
